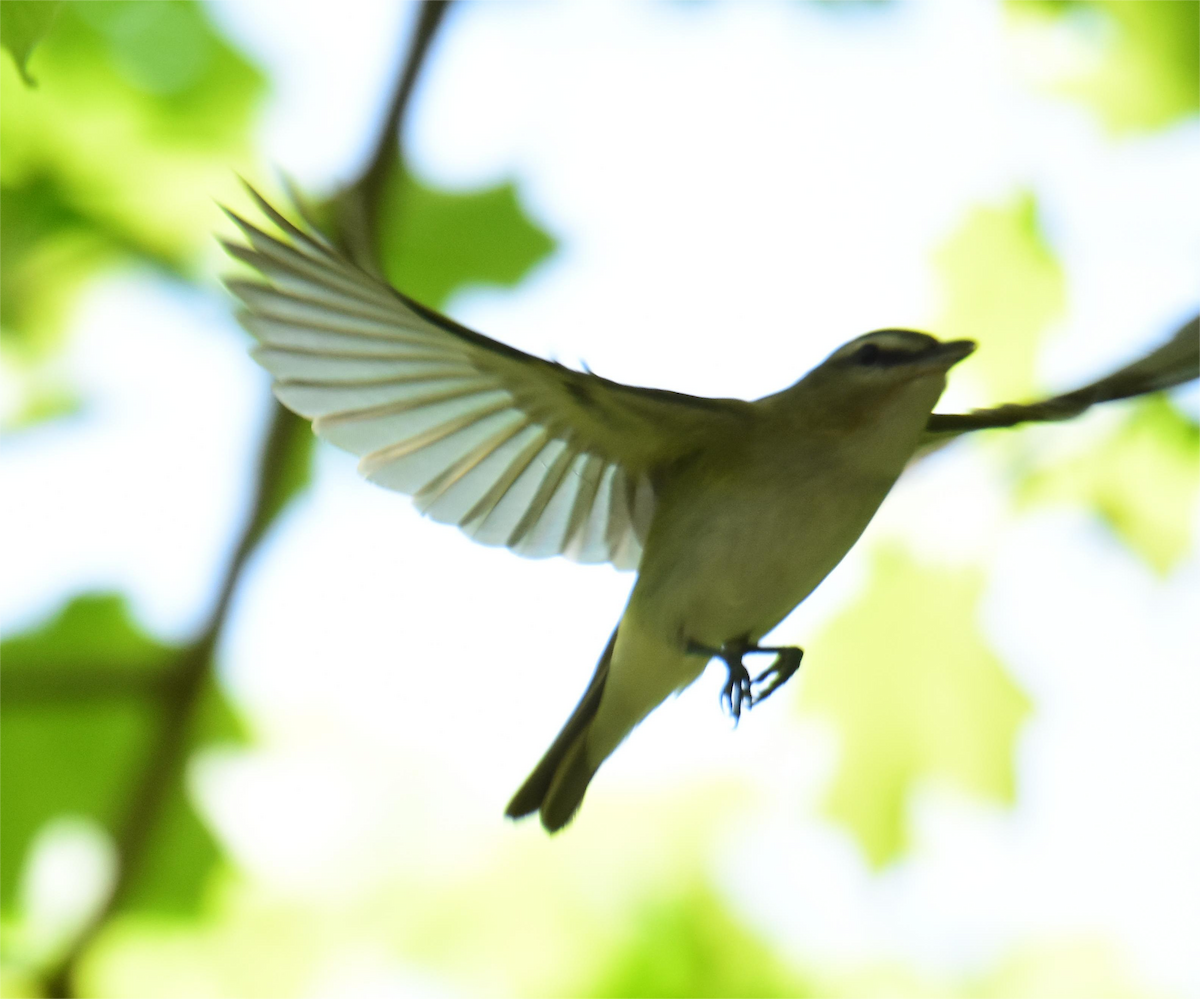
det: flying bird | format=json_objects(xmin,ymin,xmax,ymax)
[{"xmin": 223, "ymin": 187, "xmax": 1199, "ymax": 832}]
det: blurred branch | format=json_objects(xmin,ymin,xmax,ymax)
[
  {"xmin": 337, "ymin": 0, "xmax": 452, "ymax": 272},
  {"xmin": 41, "ymin": 403, "xmax": 298, "ymax": 998},
  {"xmin": 40, "ymin": 4, "xmax": 454, "ymax": 996}
]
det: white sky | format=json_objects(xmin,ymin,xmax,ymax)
[{"xmin": 3, "ymin": 1, "xmax": 1199, "ymax": 995}]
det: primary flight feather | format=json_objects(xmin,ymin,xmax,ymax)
[{"xmin": 224, "ymin": 187, "xmax": 1198, "ymax": 832}]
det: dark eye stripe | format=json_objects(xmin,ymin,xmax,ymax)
[
  {"xmin": 853, "ymin": 343, "xmax": 917, "ymax": 367},
  {"xmin": 875, "ymin": 349, "xmax": 918, "ymax": 367}
]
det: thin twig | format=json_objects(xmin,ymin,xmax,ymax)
[
  {"xmin": 338, "ymin": 0, "xmax": 452, "ymax": 272},
  {"xmin": 42, "ymin": 402, "xmax": 298, "ymax": 999},
  {"xmin": 41, "ymin": 4, "xmax": 454, "ymax": 994}
]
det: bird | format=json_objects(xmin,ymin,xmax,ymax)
[{"xmin": 222, "ymin": 186, "xmax": 1199, "ymax": 833}]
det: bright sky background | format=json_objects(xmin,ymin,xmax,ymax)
[{"xmin": 3, "ymin": 1, "xmax": 1199, "ymax": 995}]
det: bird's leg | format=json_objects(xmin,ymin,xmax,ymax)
[{"xmin": 687, "ymin": 636, "xmax": 793, "ymax": 724}]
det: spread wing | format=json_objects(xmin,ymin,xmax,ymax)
[
  {"xmin": 223, "ymin": 188, "xmax": 750, "ymax": 569},
  {"xmin": 921, "ymin": 315, "xmax": 1199, "ymax": 448}
]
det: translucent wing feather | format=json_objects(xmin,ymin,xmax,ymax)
[{"xmin": 224, "ymin": 188, "xmax": 750, "ymax": 570}]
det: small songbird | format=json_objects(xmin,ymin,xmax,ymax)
[{"xmin": 224, "ymin": 188, "xmax": 1199, "ymax": 832}]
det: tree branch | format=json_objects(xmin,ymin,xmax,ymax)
[
  {"xmin": 42, "ymin": 401, "xmax": 297, "ymax": 998},
  {"xmin": 337, "ymin": 0, "xmax": 452, "ymax": 272},
  {"xmin": 41, "ymin": 4, "xmax": 454, "ymax": 995}
]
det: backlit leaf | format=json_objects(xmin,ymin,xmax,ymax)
[
  {"xmin": 376, "ymin": 162, "xmax": 557, "ymax": 311},
  {"xmin": 0, "ymin": 1, "xmax": 61, "ymax": 85},
  {"xmin": 1018, "ymin": 397, "xmax": 1199, "ymax": 574},
  {"xmin": 585, "ymin": 882, "xmax": 813, "ymax": 998},
  {"xmin": 934, "ymin": 193, "xmax": 1065, "ymax": 404},
  {"xmin": 1, "ymin": 0, "xmax": 264, "ymax": 358},
  {"xmin": 1006, "ymin": 0, "xmax": 1200, "ymax": 134},
  {"xmin": 1, "ymin": 595, "xmax": 244, "ymax": 916},
  {"xmin": 799, "ymin": 547, "xmax": 1031, "ymax": 868}
]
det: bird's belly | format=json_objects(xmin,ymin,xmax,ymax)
[
  {"xmin": 671, "ymin": 513, "xmax": 835, "ymax": 644},
  {"xmin": 632, "ymin": 466, "xmax": 892, "ymax": 649}
]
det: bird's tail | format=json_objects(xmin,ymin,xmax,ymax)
[{"xmin": 505, "ymin": 628, "xmax": 617, "ymax": 832}]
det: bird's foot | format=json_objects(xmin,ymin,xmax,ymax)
[
  {"xmin": 687, "ymin": 638, "xmax": 805, "ymax": 725},
  {"xmin": 720, "ymin": 657, "xmax": 754, "ymax": 723},
  {"xmin": 750, "ymin": 645, "xmax": 804, "ymax": 705}
]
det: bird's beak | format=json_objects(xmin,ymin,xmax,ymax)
[
  {"xmin": 918, "ymin": 339, "xmax": 976, "ymax": 372},
  {"xmin": 938, "ymin": 339, "xmax": 976, "ymax": 363}
]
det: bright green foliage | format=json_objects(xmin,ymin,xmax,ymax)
[
  {"xmin": 585, "ymin": 883, "xmax": 813, "ymax": 999},
  {"xmin": 0, "ymin": 0, "xmax": 61, "ymax": 85},
  {"xmin": 1, "ymin": 595, "xmax": 244, "ymax": 916},
  {"xmin": 0, "ymin": 1, "xmax": 264, "ymax": 359},
  {"xmin": 0, "ymin": 170, "xmax": 151, "ymax": 342},
  {"xmin": 377, "ymin": 163, "xmax": 557, "ymax": 311},
  {"xmin": 799, "ymin": 548, "xmax": 1031, "ymax": 868},
  {"xmin": 1007, "ymin": 1, "xmax": 1200, "ymax": 134},
  {"xmin": 934, "ymin": 193, "xmax": 1065, "ymax": 404},
  {"xmin": 1, "ymin": 594, "xmax": 173, "ymax": 676},
  {"xmin": 1019, "ymin": 397, "xmax": 1200, "ymax": 575}
]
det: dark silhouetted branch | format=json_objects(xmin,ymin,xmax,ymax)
[
  {"xmin": 338, "ymin": 0, "xmax": 453, "ymax": 272},
  {"xmin": 42, "ymin": 396, "xmax": 300, "ymax": 998},
  {"xmin": 41, "ymin": 5, "xmax": 454, "ymax": 995}
]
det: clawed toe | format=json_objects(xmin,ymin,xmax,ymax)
[
  {"xmin": 752, "ymin": 647, "xmax": 804, "ymax": 704},
  {"xmin": 720, "ymin": 662, "xmax": 754, "ymax": 723},
  {"xmin": 690, "ymin": 638, "xmax": 805, "ymax": 725}
]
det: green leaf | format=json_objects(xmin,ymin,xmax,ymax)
[
  {"xmin": 376, "ymin": 163, "xmax": 557, "ymax": 311},
  {"xmin": 0, "ymin": 1, "xmax": 61, "ymax": 85},
  {"xmin": 0, "ymin": 173, "xmax": 151, "ymax": 366},
  {"xmin": 1, "ymin": 594, "xmax": 244, "ymax": 916},
  {"xmin": 585, "ymin": 882, "xmax": 814, "ymax": 999},
  {"xmin": 799, "ymin": 548, "xmax": 1031, "ymax": 868},
  {"xmin": 0, "ymin": 0, "xmax": 262, "ymax": 265},
  {"xmin": 1, "ymin": 594, "xmax": 174, "ymax": 676},
  {"xmin": 934, "ymin": 193, "xmax": 1065, "ymax": 404},
  {"xmin": 1018, "ymin": 397, "xmax": 1199, "ymax": 574},
  {"xmin": 1006, "ymin": 1, "xmax": 1200, "ymax": 134},
  {"xmin": 1, "ymin": 1, "xmax": 264, "ymax": 358}
]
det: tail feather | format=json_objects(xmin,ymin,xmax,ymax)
[
  {"xmin": 540, "ymin": 733, "xmax": 599, "ymax": 832},
  {"xmin": 505, "ymin": 628, "xmax": 617, "ymax": 830}
]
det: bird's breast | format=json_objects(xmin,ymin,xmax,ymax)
[{"xmin": 632, "ymin": 437, "xmax": 902, "ymax": 649}]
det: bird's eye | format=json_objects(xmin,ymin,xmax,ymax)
[{"xmin": 854, "ymin": 343, "xmax": 881, "ymax": 366}]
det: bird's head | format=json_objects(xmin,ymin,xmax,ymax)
[
  {"xmin": 782, "ymin": 329, "xmax": 976, "ymax": 430},
  {"xmin": 825, "ymin": 328, "xmax": 976, "ymax": 380}
]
